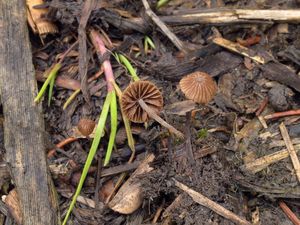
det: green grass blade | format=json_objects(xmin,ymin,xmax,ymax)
[
  {"xmin": 157, "ymin": 0, "xmax": 171, "ymax": 9},
  {"xmin": 144, "ymin": 37, "xmax": 149, "ymax": 53},
  {"xmin": 47, "ymin": 73, "xmax": 57, "ymax": 106},
  {"xmin": 134, "ymin": 52, "xmax": 141, "ymax": 58},
  {"xmin": 34, "ymin": 63, "xmax": 62, "ymax": 103},
  {"xmin": 145, "ymin": 36, "xmax": 156, "ymax": 50},
  {"xmin": 63, "ymin": 89, "xmax": 81, "ymax": 110},
  {"xmin": 104, "ymin": 91, "xmax": 117, "ymax": 166},
  {"xmin": 112, "ymin": 52, "xmax": 120, "ymax": 63},
  {"xmin": 62, "ymin": 92, "xmax": 113, "ymax": 225},
  {"xmin": 111, "ymin": 81, "xmax": 135, "ymax": 153},
  {"xmin": 118, "ymin": 54, "xmax": 140, "ymax": 82},
  {"xmin": 122, "ymin": 114, "xmax": 135, "ymax": 152}
]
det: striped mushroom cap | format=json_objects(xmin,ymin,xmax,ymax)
[
  {"xmin": 179, "ymin": 71, "xmax": 217, "ymax": 104},
  {"xmin": 121, "ymin": 81, "xmax": 163, "ymax": 123}
]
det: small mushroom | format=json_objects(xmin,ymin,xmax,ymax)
[
  {"xmin": 179, "ymin": 71, "xmax": 217, "ymax": 104},
  {"xmin": 178, "ymin": 72, "xmax": 217, "ymax": 163},
  {"xmin": 77, "ymin": 118, "xmax": 96, "ymax": 136},
  {"xmin": 121, "ymin": 80, "xmax": 163, "ymax": 123},
  {"xmin": 121, "ymin": 80, "xmax": 184, "ymax": 138}
]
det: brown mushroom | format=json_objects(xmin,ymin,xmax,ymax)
[
  {"xmin": 179, "ymin": 71, "xmax": 217, "ymax": 104},
  {"xmin": 121, "ymin": 80, "xmax": 163, "ymax": 123},
  {"xmin": 77, "ymin": 118, "xmax": 96, "ymax": 136},
  {"xmin": 121, "ymin": 80, "xmax": 184, "ymax": 138}
]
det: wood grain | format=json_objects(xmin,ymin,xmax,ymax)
[{"xmin": 0, "ymin": 1, "xmax": 60, "ymax": 224}]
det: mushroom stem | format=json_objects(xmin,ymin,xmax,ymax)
[{"xmin": 138, "ymin": 99, "xmax": 184, "ymax": 139}]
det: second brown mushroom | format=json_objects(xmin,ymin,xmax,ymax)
[
  {"xmin": 121, "ymin": 80, "xmax": 184, "ymax": 138},
  {"xmin": 179, "ymin": 71, "xmax": 217, "ymax": 104},
  {"xmin": 178, "ymin": 71, "xmax": 218, "ymax": 163}
]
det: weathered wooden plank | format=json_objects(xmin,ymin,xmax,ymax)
[{"xmin": 0, "ymin": 1, "xmax": 60, "ymax": 225}]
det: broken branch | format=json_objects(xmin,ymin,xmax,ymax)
[
  {"xmin": 279, "ymin": 123, "xmax": 300, "ymax": 182},
  {"xmin": 173, "ymin": 179, "xmax": 252, "ymax": 225},
  {"xmin": 141, "ymin": 0, "xmax": 186, "ymax": 53}
]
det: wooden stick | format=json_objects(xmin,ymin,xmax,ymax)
[
  {"xmin": 47, "ymin": 137, "xmax": 79, "ymax": 158},
  {"xmin": 78, "ymin": 0, "xmax": 96, "ymax": 104},
  {"xmin": 279, "ymin": 201, "xmax": 300, "ymax": 225},
  {"xmin": 241, "ymin": 144, "xmax": 300, "ymax": 174},
  {"xmin": 0, "ymin": 1, "xmax": 60, "ymax": 224},
  {"xmin": 60, "ymin": 192, "xmax": 96, "ymax": 208},
  {"xmin": 101, "ymin": 9, "xmax": 300, "ymax": 35},
  {"xmin": 213, "ymin": 37, "xmax": 300, "ymax": 93},
  {"xmin": 256, "ymin": 96, "xmax": 268, "ymax": 116},
  {"xmin": 213, "ymin": 37, "xmax": 266, "ymax": 64},
  {"xmin": 160, "ymin": 9, "xmax": 300, "ymax": 24},
  {"xmin": 163, "ymin": 193, "xmax": 184, "ymax": 218},
  {"xmin": 101, "ymin": 161, "xmax": 140, "ymax": 177},
  {"xmin": 173, "ymin": 179, "xmax": 252, "ymax": 225},
  {"xmin": 141, "ymin": 0, "xmax": 186, "ymax": 53},
  {"xmin": 279, "ymin": 123, "xmax": 300, "ymax": 182},
  {"xmin": 265, "ymin": 109, "xmax": 300, "ymax": 120},
  {"xmin": 152, "ymin": 203, "xmax": 164, "ymax": 223},
  {"xmin": 138, "ymin": 99, "xmax": 184, "ymax": 138}
]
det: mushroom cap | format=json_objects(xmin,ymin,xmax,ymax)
[
  {"xmin": 121, "ymin": 80, "xmax": 163, "ymax": 123},
  {"xmin": 77, "ymin": 118, "xmax": 96, "ymax": 136},
  {"xmin": 179, "ymin": 71, "xmax": 217, "ymax": 104}
]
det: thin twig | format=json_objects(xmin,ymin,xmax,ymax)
[
  {"xmin": 256, "ymin": 96, "xmax": 268, "ymax": 116},
  {"xmin": 173, "ymin": 179, "xmax": 252, "ymax": 225},
  {"xmin": 101, "ymin": 161, "xmax": 140, "ymax": 177},
  {"xmin": 163, "ymin": 193, "xmax": 184, "ymax": 218},
  {"xmin": 87, "ymin": 67, "xmax": 104, "ymax": 83},
  {"xmin": 237, "ymin": 36, "xmax": 261, "ymax": 47},
  {"xmin": 60, "ymin": 192, "xmax": 96, "ymax": 208},
  {"xmin": 138, "ymin": 99, "xmax": 184, "ymax": 139},
  {"xmin": 78, "ymin": 0, "xmax": 96, "ymax": 104},
  {"xmin": 154, "ymin": 9, "xmax": 300, "ymax": 24},
  {"xmin": 141, "ymin": 0, "xmax": 186, "ymax": 53},
  {"xmin": 57, "ymin": 41, "xmax": 79, "ymax": 64},
  {"xmin": 279, "ymin": 123, "xmax": 300, "ymax": 182},
  {"xmin": 265, "ymin": 109, "xmax": 300, "ymax": 120},
  {"xmin": 47, "ymin": 137, "xmax": 78, "ymax": 158},
  {"xmin": 152, "ymin": 202, "xmax": 164, "ymax": 224},
  {"xmin": 241, "ymin": 144, "xmax": 300, "ymax": 174},
  {"xmin": 213, "ymin": 37, "xmax": 266, "ymax": 64},
  {"xmin": 279, "ymin": 201, "xmax": 300, "ymax": 225}
]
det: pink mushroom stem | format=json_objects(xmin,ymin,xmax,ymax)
[{"xmin": 90, "ymin": 29, "xmax": 114, "ymax": 92}]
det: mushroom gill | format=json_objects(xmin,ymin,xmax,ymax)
[{"xmin": 121, "ymin": 80, "xmax": 163, "ymax": 123}]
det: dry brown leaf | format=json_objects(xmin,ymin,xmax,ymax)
[{"xmin": 26, "ymin": 0, "xmax": 58, "ymax": 35}]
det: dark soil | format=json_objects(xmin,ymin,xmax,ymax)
[{"xmin": 1, "ymin": 0, "xmax": 300, "ymax": 224}]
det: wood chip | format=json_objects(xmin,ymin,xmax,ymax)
[
  {"xmin": 108, "ymin": 154, "xmax": 155, "ymax": 214},
  {"xmin": 4, "ymin": 189, "xmax": 22, "ymax": 225},
  {"xmin": 26, "ymin": 0, "xmax": 58, "ymax": 35},
  {"xmin": 213, "ymin": 37, "xmax": 266, "ymax": 64},
  {"xmin": 241, "ymin": 144, "xmax": 300, "ymax": 174},
  {"xmin": 279, "ymin": 123, "xmax": 300, "ymax": 182}
]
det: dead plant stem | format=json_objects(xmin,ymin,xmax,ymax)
[{"xmin": 138, "ymin": 99, "xmax": 184, "ymax": 138}]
